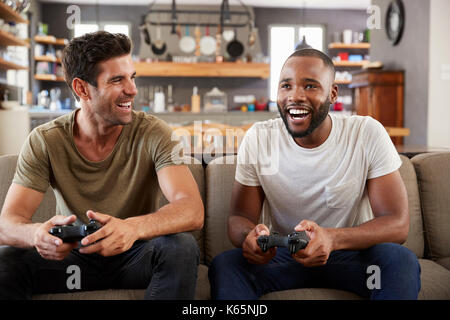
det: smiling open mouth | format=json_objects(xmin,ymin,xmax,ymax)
[
  {"xmin": 117, "ymin": 101, "xmax": 132, "ymax": 110},
  {"xmin": 288, "ymin": 108, "xmax": 310, "ymax": 120}
]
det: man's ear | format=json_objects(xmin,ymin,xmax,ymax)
[
  {"xmin": 72, "ymin": 78, "xmax": 90, "ymax": 101},
  {"xmin": 330, "ymin": 83, "xmax": 339, "ymax": 104}
]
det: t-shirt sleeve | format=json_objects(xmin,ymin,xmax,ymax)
[
  {"xmin": 363, "ymin": 117, "xmax": 402, "ymax": 179},
  {"xmin": 12, "ymin": 128, "xmax": 50, "ymax": 193},
  {"xmin": 235, "ymin": 124, "xmax": 261, "ymax": 186},
  {"xmin": 149, "ymin": 119, "xmax": 184, "ymax": 172}
]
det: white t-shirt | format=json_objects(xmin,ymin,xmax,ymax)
[{"xmin": 235, "ymin": 113, "xmax": 402, "ymax": 235}]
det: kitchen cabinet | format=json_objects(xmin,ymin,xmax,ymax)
[
  {"xmin": 135, "ymin": 62, "xmax": 269, "ymax": 79},
  {"xmin": 34, "ymin": 35, "xmax": 68, "ymax": 82},
  {"xmin": 349, "ymin": 70, "xmax": 405, "ymax": 145}
]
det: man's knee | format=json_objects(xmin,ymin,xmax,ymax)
[{"xmin": 154, "ymin": 232, "xmax": 200, "ymax": 266}]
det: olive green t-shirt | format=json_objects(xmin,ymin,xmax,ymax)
[{"xmin": 13, "ymin": 109, "xmax": 182, "ymax": 224}]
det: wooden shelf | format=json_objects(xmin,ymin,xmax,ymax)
[
  {"xmin": 385, "ymin": 127, "xmax": 410, "ymax": 137},
  {"xmin": 328, "ymin": 42, "xmax": 370, "ymax": 49},
  {"xmin": 34, "ymin": 74, "xmax": 65, "ymax": 82},
  {"xmin": 34, "ymin": 35, "xmax": 68, "ymax": 46},
  {"xmin": 335, "ymin": 80, "xmax": 352, "ymax": 85},
  {"xmin": 0, "ymin": 2, "xmax": 29, "ymax": 24},
  {"xmin": 0, "ymin": 57, "xmax": 27, "ymax": 70},
  {"xmin": 0, "ymin": 30, "xmax": 29, "ymax": 47},
  {"xmin": 35, "ymin": 55, "xmax": 61, "ymax": 63},
  {"xmin": 334, "ymin": 60, "xmax": 369, "ymax": 67},
  {"xmin": 135, "ymin": 62, "xmax": 270, "ymax": 79}
]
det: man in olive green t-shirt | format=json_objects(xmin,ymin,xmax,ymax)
[{"xmin": 0, "ymin": 31, "xmax": 204, "ymax": 300}]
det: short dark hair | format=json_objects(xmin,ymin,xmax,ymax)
[
  {"xmin": 62, "ymin": 31, "xmax": 131, "ymax": 100},
  {"xmin": 286, "ymin": 48, "xmax": 336, "ymax": 80}
]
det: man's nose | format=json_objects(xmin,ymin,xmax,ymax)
[
  {"xmin": 288, "ymin": 87, "xmax": 307, "ymax": 103},
  {"xmin": 124, "ymin": 79, "xmax": 138, "ymax": 96}
]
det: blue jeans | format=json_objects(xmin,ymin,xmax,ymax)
[
  {"xmin": 208, "ymin": 243, "xmax": 421, "ymax": 300},
  {"xmin": 0, "ymin": 232, "xmax": 199, "ymax": 300}
]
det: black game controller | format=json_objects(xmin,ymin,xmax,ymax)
[
  {"xmin": 49, "ymin": 219, "xmax": 101, "ymax": 243},
  {"xmin": 257, "ymin": 231, "xmax": 310, "ymax": 254}
]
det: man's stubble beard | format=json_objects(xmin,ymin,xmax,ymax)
[{"xmin": 278, "ymin": 98, "xmax": 331, "ymax": 138}]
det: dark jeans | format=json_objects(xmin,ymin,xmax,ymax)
[
  {"xmin": 208, "ymin": 243, "xmax": 421, "ymax": 300},
  {"xmin": 0, "ymin": 232, "xmax": 199, "ymax": 300}
]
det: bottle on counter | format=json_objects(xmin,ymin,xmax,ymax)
[
  {"xmin": 191, "ymin": 86, "xmax": 201, "ymax": 113},
  {"xmin": 153, "ymin": 86, "xmax": 165, "ymax": 113}
]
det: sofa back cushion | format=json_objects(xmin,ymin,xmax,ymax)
[
  {"xmin": 0, "ymin": 154, "xmax": 56, "ymax": 222},
  {"xmin": 204, "ymin": 156, "xmax": 237, "ymax": 265},
  {"xmin": 412, "ymin": 152, "xmax": 450, "ymax": 260},
  {"xmin": 398, "ymin": 155, "xmax": 424, "ymax": 258}
]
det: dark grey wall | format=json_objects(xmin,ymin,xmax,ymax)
[
  {"xmin": 36, "ymin": 2, "xmax": 366, "ymax": 110},
  {"xmin": 370, "ymin": 0, "xmax": 430, "ymax": 146}
]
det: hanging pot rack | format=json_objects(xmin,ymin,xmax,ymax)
[{"xmin": 141, "ymin": 0, "xmax": 253, "ymax": 29}]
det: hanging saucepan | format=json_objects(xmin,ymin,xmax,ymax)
[
  {"xmin": 151, "ymin": 24, "xmax": 167, "ymax": 56},
  {"xmin": 179, "ymin": 25, "xmax": 196, "ymax": 54},
  {"xmin": 226, "ymin": 29, "xmax": 244, "ymax": 58},
  {"xmin": 200, "ymin": 25, "xmax": 217, "ymax": 56}
]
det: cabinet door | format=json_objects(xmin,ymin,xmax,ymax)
[{"xmin": 354, "ymin": 87, "xmax": 370, "ymax": 116}]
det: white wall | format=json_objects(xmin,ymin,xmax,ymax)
[{"xmin": 427, "ymin": 0, "xmax": 450, "ymax": 148}]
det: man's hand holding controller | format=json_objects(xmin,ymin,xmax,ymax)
[
  {"xmin": 242, "ymin": 224, "xmax": 277, "ymax": 264},
  {"xmin": 34, "ymin": 214, "xmax": 78, "ymax": 261}
]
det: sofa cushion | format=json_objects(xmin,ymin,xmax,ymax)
[
  {"xmin": 0, "ymin": 154, "xmax": 56, "ymax": 223},
  {"xmin": 398, "ymin": 155, "xmax": 425, "ymax": 258},
  {"xmin": 204, "ymin": 156, "xmax": 237, "ymax": 265},
  {"xmin": 417, "ymin": 259, "xmax": 450, "ymax": 299},
  {"xmin": 412, "ymin": 152, "xmax": 450, "ymax": 260},
  {"xmin": 260, "ymin": 288, "xmax": 362, "ymax": 300}
]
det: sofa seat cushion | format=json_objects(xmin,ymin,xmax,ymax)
[
  {"xmin": 260, "ymin": 288, "xmax": 362, "ymax": 300},
  {"xmin": 435, "ymin": 257, "xmax": 450, "ymax": 270},
  {"xmin": 418, "ymin": 259, "xmax": 450, "ymax": 299},
  {"xmin": 33, "ymin": 289, "xmax": 146, "ymax": 300}
]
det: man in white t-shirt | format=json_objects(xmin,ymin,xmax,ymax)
[{"xmin": 208, "ymin": 49, "xmax": 421, "ymax": 300}]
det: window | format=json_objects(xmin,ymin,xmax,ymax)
[
  {"xmin": 269, "ymin": 25, "xmax": 325, "ymax": 101},
  {"xmin": 73, "ymin": 23, "xmax": 130, "ymax": 38}
]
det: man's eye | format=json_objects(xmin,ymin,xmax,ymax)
[
  {"xmin": 281, "ymin": 83, "xmax": 291, "ymax": 89},
  {"xmin": 305, "ymin": 84, "xmax": 317, "ymax": 89}
]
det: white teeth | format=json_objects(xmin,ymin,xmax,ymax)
[
  {"xmin": 289, "ymin": 109, "xmax": 309, "ymax": 115},
  {"xmin": 118, "ymin": 102, "xmax": 131, "ymax": 108}
]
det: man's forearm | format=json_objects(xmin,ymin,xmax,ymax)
[
  {"xmin": 125, "ymin": 197, "xmax": 204, "ymax": 241},
  {"xmin": 228, "ymin": 215, "xmax": 256, "ymax": 248},
  {"xmin": 0, "ymin": 215, "xmax": 39, "ymax": 248},
  {"xmin": 327, "ymin": 214, "xmax": 409, "ymax": 251}
]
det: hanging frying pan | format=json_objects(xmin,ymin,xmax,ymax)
[
  {"xmin": 226, "ymin": 29, "xmax": 244, "ymax": 58},
  {"xmin": 151, "ymin": 24, "xmax": 167, "ymax": 56},
  {"xmin": 200, "ymin": 25, "xmax": 216, "ymax": 56},
  {"xmin": 179, "ymin": 25, "xmax": 196, "ymax": 54}
]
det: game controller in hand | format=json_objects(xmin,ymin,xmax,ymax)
[
  {"xmin": 49, "ymin": 219, "xmax": 101, "ymax": 243},
  {"xmin": 257, "ymin": 231, "xmax": 310, "ymax": 254}
]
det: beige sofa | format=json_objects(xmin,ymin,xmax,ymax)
[{"xmin": 0, "ymin": 152, "xmax": 449, "ymax": 300}]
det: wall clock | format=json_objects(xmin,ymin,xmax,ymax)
[{"xmin": 385, "ymin": 0, "xmax": 405, "ymax": 46}]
